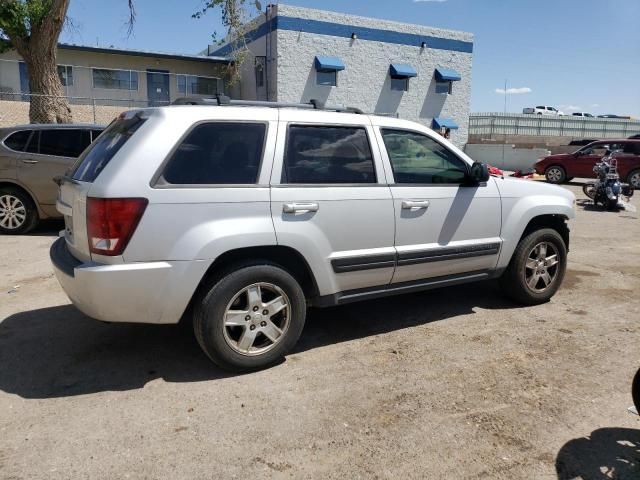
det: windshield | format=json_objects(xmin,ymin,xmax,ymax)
[{"xmin": 70, "ymin": 113, "xmax": 146, "ymax": 182}]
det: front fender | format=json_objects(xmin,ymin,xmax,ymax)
[{"xmin": 497, "ymin": 195, "xmax": 575, "ymax": 270}]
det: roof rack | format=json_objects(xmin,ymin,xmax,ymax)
[{"xmin": 172, "ymin": 94, "xmax": 364, "ymax": 114}]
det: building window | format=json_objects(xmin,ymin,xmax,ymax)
[
  {"xmin": 435, "ymin": 80, "xmax": 453, "ymax": 95},
  {"xmin": 316, "ymin": 70, "xmax": 337, "ymax": 87},
  {"xmin": 255, "ymin": 56, "xmax": 266, "ymax": 88},
  {"xmin": 92, "ymin": 68, "xmax": 138, "ymax": 90},
  {"xmin": 390, "ymin": 77, "xmax": 409, "ymax": 92},
  {"xmin": 57, "ymin": 65, "xmax": 73, "ymax": 86},
  {"xmin": 177, "ymin": 75, "xmax": 219, "ymax": 95}
]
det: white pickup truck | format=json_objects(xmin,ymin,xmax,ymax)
[{"xmin": 523, "ymin": 106, "xmax": 564, "ymax": 116}]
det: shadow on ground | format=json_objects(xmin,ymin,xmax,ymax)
[
  {"xmin": 556, "ymin": 428, "xmax": 640, "ymax": 480},
  {"xmin": 0, "ymin": 281, "xmax": 522, "ymax": 399}
]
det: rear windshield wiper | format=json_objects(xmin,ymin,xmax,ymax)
[{"xmin": 53, "ymin": 174, "xmax": 80, "ymax": 186}]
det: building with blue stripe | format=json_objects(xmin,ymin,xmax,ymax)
[{"xmin": 208, "ymin": 3, "xmax": 474, "ymax": 146}]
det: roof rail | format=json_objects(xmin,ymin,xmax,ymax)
[{"xmin": 172, "ymin": 95, "xmax": 364, "ymax": 114}]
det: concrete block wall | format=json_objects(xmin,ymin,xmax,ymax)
[{"xmin": 273, "ymin": 4, "xmax": 473, "ymax": 148}]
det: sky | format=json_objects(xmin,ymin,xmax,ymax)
[{"xmin": 61, "ymin": 0, "xmax": 640, "ymax": 117}]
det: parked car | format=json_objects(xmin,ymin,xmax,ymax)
[
  {"xmin": 568, "ymin": 139, "xmax": 599, "ymax": 146},
  {"xmin": 597, "ymin": 114, "xmax": 630, "ymax": 119},
  {"xmin": 571, "ymin": 112, "xmax": 593, "ymax": 118},
  {"xmin": 523, "ymin": 106, "xmax": 564, "ymax": 116},
  {"xmin": 629, "ymin": 134, "xmax": 640, "ymax": 140},
  {"xmin": 535, "ymin": 139, "xmax": 640, "ymax": 187},
  {"xmin": 0, "ymin": 124, "xmax": 104, "ymax": 234},
  {"xmin": 50, "ymin": 100, "xmax": 575, "ymax": 371}
]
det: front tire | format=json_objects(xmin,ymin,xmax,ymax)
[
  {"xmin": 193, "ymin": 262, "xmax": 306, "ymax": 372},
  {"xmin": 545, "ymin": 166, "xmax": 566, "ymax": 184},
  {"xmin": 0, "ymin": 186, "xmax": 39, "ymax": 235},
  {"xmin": 500, "ymin": 228, "xmax": 567, "ymax": 305}
]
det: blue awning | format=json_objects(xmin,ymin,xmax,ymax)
[
  {"xmin": 314, "ymin": 56, "xmax": 345, "ymax": 72},
  {"xmin": 432, "ymin": 117, "xmax": 459, "ymax": 130},
  {"xmin": 389, "ymin": 63, "xmax": 417, "ymax": 78},
  {"xmin": 435, "ymin": 67, "xmax": 462, "ymax": 82}
]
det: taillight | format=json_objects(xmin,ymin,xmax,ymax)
[{"xmin": 87, "ymin": 197, "xmax": 148, "ymax": 256}]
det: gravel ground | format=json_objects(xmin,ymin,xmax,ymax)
[{"xmin": 1, "ymin": 182, "xmax": 639, "ymax": 479}]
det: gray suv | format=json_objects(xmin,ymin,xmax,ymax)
[
  {"xmin": 0, "ymin": 124, "xmax": 104, "ymax": 234},
  {"xmin": 50, "ymin": 100, "xmax": 576, "ymax": 371}
]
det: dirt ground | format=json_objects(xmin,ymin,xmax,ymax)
[{"xmin": 1, "ymin": 182, "xmax": 639, "ymax": 479}]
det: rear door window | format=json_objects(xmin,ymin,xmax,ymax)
[
  {"xmin": 283, "ymin": 125, "xmax": 376, "ymax": 184},
  {"xmin": 39, "ymin": 129, "xmax": 88, "ymax": 157},
  {"xmin": 3, "ymin": 130, "xmax": 32, "ymax": 152},
  {"xmin": 160, "ymin": 122, "xmax": 266, "ymax": 185},
  {"xmin": 71, "ymin": 115, "xmax": 146, "ymax": 182}
]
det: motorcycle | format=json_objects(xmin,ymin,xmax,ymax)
[{"xmin": 582, "ymin": 150, "xmax": 634, "ymax": 210}]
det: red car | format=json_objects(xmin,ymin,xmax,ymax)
[{"xmin": 535, "ymin": 139, "xmax": 640, "ymax": 188}]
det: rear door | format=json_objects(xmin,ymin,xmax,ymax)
[
  {"xmin": 270, "ymin": 111, "xmax": 395, "ymax": 294},
  {"xmin": 375, "ymin": 124, "xmax": 502, "ymax": 284},
  {"xmin": 18, "ymin": 128, "xmax": 92, "ymax": 209}
]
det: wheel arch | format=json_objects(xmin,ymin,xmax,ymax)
[
  {"xmin": 0, "ymin": 180, "xmax": 43, "ymax": 217},
  {"xmin": 182, "ymin": 245, "xmax": 320, "ymax": 324}
]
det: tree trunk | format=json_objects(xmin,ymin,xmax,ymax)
[
  {"xmin": 10, "ymin": 0, "xmax": 73, "ymax": 124},
  {"xmin": 22, "ymin": 48, "xmax": 72, "ymax": 124}
]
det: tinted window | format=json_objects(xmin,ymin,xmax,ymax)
[
  {"xmin": 391, "ymin": 77, "xmax": 408, "ymax": 91},
  {"xmin": 71, "ymin": 115, "xmax": 146, "ymax": 182},
  {"xmin": 623, "ymin": 143, "xmax": 640, "ymax": 155},
  {"xmin": 381, "ymin": 129, "xmax": 468, "ymax": 184},
  {"xmin": 25, "ymin": 131, "xmax": 39, "ymax": 154},
  {"xmin": 39, "ymin": 129, "xmax": 90, "ymax": 157},
  {"xmin": 435, "ymin": 81, "xmax": 452, "ymax": 94},
  {"xmin": 162, "ymin": 123, "xmax": 266, "ymax": 185},
  {"xmin": 91, "ymin": 129, "xmax": 104, "ymax": 142},
  {"xmin": 283, "ymin": 126, "xmax": 376, "ymax": 184},
  {"xmin": 93, "ymin": 68, "xmax": 138, "ymax": 90},
  {"xmin": 3, "ymin": 130, "xmax": 32, "ymax": 152},
  {"xmin": 316, "ymin": 71, "xmax": 337, "ymax": 86}
]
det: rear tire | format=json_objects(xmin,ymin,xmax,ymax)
[
  {"xmin": 193, "ymin": 262, "xmax": 306, "ymax": 372},
  {"xmin": 545, "ymin": 166, "xmax": 566, "ymax": 184},
  {"xmin": 0, "ymin": 186, "xmax": 39, "ymax": 235},
  {"xmin": 500, "ymin": 228, "xmax": 567, "ymax": 305}
]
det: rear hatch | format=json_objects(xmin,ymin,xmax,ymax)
[{"xmin": 57, "ymin": 111, "xmax": 147, "ymax": 262}]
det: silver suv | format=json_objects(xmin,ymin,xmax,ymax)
[{"xmin": 50, "ymin": 100, "xmax": 576, "ymax": 371}]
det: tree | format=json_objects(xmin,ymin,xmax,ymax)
[
  {"xmin": 0, "ymin": 0, "xmax": 134, "ymax": 124},
  {"xmin": 0, "ymin": 0, "xmax": 251, "ymax": 124}
]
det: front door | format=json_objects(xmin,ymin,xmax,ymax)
[
  {"xmin": 270, "ymin": 116, "xmax": 396, "ymax": 295},
  {"xmin": 375, "ymin": 127, "xmax": 502, "ymax": 284},
  {"xmin": 146, "ymin": 69, "xmax": 170, "ymax": 107}
]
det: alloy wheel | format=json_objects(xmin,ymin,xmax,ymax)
[
  {"xmin": 524, "ymin": 242, "xmax": 560, "ymax": 293},
  {"xmin": 629, "ymin": 171, "xmax": 640, "ymax": 189},
  {"xmin": 546, "ymin": 167, "xmax": 563, "ymax": 183},
  {"xmin": 0, "ymin": 194, "xmax": 27, "ymax": 230},
  {"xmin": 222, "ymin": 282, "xmax": 291, "ymax": 356}
]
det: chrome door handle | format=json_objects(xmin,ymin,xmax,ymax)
[
  {"xmin": 21, "ymin": 159, "xmax": 39, "ymax": 164},
  {"xmin": 283, "ymin": 202, "xmax": 319, "ymax": 213},
  {"xmin": 401, "ymin": 200, "xmax": 430, "ymax": 209}
]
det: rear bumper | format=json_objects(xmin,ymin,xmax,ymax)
[{"xmin": 50, "ymin": 237, "xmax": 206, "ymax": 324}]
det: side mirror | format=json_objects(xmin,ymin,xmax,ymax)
[{"xmin": 469, "ymin": 162, "xmax": 490, "ymax": 184}]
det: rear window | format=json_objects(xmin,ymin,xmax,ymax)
[
  {"xmin": 39, "ymin": 129, "xmax": 91, "ymax": 157},
  {"xmin": 160, "ymin": 122, "xmax": 266, "ymax": 185},
  {"xmin": 71, "ymin": 115, "xmax": 146, "ymax": 182},
  {"xmin": 3, "ymin": 130, "xmax": 32, "ymax": 152}
]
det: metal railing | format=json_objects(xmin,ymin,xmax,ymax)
[{"xmin": 469, "ymin": 112, "xmax": 640, "ymax": 139}]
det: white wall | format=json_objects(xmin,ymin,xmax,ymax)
[
  {"xmin": 464, "ymin": 144, "xmax": 551, "ymax": 172},
  {"xmin": 271, "ymin": 4, "xmax": 473, "ymax": 147}
]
